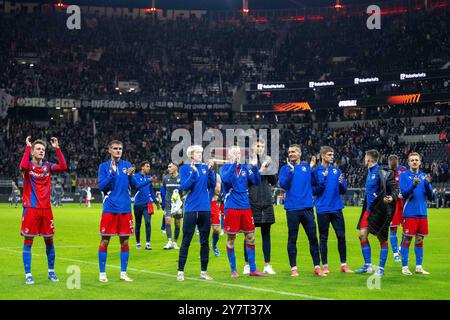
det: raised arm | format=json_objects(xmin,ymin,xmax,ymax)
[
  {"xmin": 278, "ymin": 165, "xmax": 294, "ymax": 191},
  {"xmin": 311, "ymin": 169, "xmax": 326, "ymax": 197},
  {"xmin": 98, "ymin": 163, "xmax": 115, "ymax": 192},
  {"xmin": 49, "ymin": 137, "xmax": 67, "ymax": 172},
  {"xmin": 339, "ymin": 172, "xmax": 348, "ymax": 195},
  {"xmin": 149, "ymin": 182, "xmax": 158, "ymax": 203},
  {"xmin": 207, "ymin": 167, "xmax": 217, "ymax": 190},
  {"xmin": 399, "ymin": 173, "xmax": 415, "ymax": 200},
  {"xmin": 247, "ymin": 165, "xmax": 261, "ymax": 186},
  {"xmin": 20, "ymin": 146, "xmax": 31, "ymax": 172},
  {"xmin": 221, "ymin": 163, "xmax": 236, "ymax": 185},
  {"xmin": 179, "ymin": 165, "xmax": 199, "ymax": 192},
  {"xmin": 131, "ymin": 174, "xmax": 152, "ymax": 189}
]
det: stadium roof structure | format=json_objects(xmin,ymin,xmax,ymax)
[{"xmin": 7, "ymin": 0, "xmax": 402, "ymax": 10}]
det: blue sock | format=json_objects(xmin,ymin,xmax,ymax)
[
  {"xmin": 246, "ymin": 243, "xmax": 256, "ymax": 272},
  {"xmin": 360, "ymin": 241, "xmax": 371, "ymax": 265},
  {"xmin": 120, "ymin": 246, "xmax": 129, "ymax": 272},
  {"xmin": 45, "ymin": 239, "xmax": 56, "ymax": 271},
  {"xmin": 390, "ymin": 229, "xmax": 399, "ymax": 254},
  {"xmin": 212, "ymin": 233, "xmax": 219, "ymax": 248},
  {"xmin": 98, "ymin": 246, "xmax": 107, "ymax": 273},
  {"xmin": 226, "ymin": 243, "xmax": 236, "ymax": 272},
  {"xmin": 22, "ymin": 240, "xmax": 33, "ymax": 275},
  {"xmin": 220, "ymin": 216, "xmax": 224, "ymax": 230},
  {"xmin": 415, "ymin": 243, "xmax": 423, "ymax": 266},
  {"xmin": 379, "ymin": 242, "xmax": 389, "ymax": 269},
  {"xmin": 401, "ymin": 241, "xmax": 410, "ymax": 267}
]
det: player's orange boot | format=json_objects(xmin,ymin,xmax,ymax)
[
  {"xmin": 314, "ymin": 267, "xmax": 327, "ymax": 277},
  {"xmin": 249, "ymin": 270, "xmax": 268, "ymax": 277},
  {"xmin": 340, "ymin": 265, "xmax": 354, "ymax": 273},
  {"xmin": 322, "ymin": 265, "xmax": 330, "ymax": 274},
  {"xmin": 231, "ymin": 270, "xmax": 239, "ymax": 278}
]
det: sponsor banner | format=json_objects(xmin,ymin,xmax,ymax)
[
  {"xmin": 82, "ymin": 100, "xmax": 231, "ymax": 110},
  {"xmin": 400, "ymin": 72, "xmax": 427, "ymax": 80},
  {"xmin": 14, "ymin": 97, "xmax": 231, "ymax": 111},
  {"xmin": 309, "ymin": 81, "xmax": 335, "ymax": 88},
  {"xmin": 354, "ymin": 77, "xmax": 379, "ymax": 85},
  {"xmin": 387, "ymin": 94, "xmax": 421, "ymax": 104},
  {"xmin": 242, "ymin": 92, "xmax": 450, "ymax": 112},
  {"xmin": 15, "ymin": 97, "xmax": 81, "ymax": 108},
  {"xmin": 338, "ymin": 100, "xmax": 358, "ymax": 107},
  {"xmin": 273, "ymin": 102, "xmax": 311, "ymax": 111},
  {"xmin": 248, "ymin": 69, "xmax": 450, "ymax": 91},
  {"xmin": 257, "ymin": 83, "xmax": 286, "ymax": 90}
]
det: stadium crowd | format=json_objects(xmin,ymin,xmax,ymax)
[{"xmin": 0, "ymin": 7, "xmax": 449, "ymax": 102}]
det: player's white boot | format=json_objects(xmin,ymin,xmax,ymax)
[
  {"xmin": 402, "ymin": 266, "xmax": 413, "ymax": 276},
  {"xmin": 177, "ymin": 271, "xmax": 185, "ymax": 281},
  {"xmin": 120, "ymin": 272, "xmax": 133, "ymax": 282},
  {"xmin": 172, "ymin": 242, "xmax": 179, "ymax": 249},
  {"xmin": 164, "ymin": 240, "xmax": 174, "ymax": 250},
  {"xmin": 200, "ymin": 271, "xmax": 213, "ymax": 280},
  {"xmin": 415, "ymin": 266, "xmax": 430, "ymax": 274},
  {"xmin": 263, "ymin": 264, "xmax": 276, "ymax": 275},
  {"xmin": 99, "ymin": 272, "xmax": 108, "ymax": 282},
  {"xmin": 243, "ymin": 264, "xmax": 250, "ymax": 275}
]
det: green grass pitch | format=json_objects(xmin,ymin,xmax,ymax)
[{"xmin": 0, "ymin": 203, "xmax": 449, "ymax": 300}]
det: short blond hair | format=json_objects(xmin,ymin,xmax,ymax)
[
  {"xmin": 32, "ymin": 139, "xmax": 47, "ymax": 149},
  {"xmin": 408, "ymin": 152, "xmax": 422, "ymax": 161},
  {"xmin": 187, "ymin": 145, "xmax": 203, "ymax": 158}
]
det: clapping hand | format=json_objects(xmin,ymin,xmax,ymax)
[
  {"xmin": 191, "ymin": 161, "xmax": 198, "ymax": 173},
  {"xmin": 127, "ymin": 167, "xmax": 136, "ymax": 176},
  {"xmin": 50, "ymin": 137, "xmax": 59, "ymax": 148},
  {"xmin": 287, "ymin": 158, "xmax": 294, "ymax": 171}
]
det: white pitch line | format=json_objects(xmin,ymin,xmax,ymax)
[{"xmin": 0, "ymin": 247, "xmax": 332, "ymax": 300}]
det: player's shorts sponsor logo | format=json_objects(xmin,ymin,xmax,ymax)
[
  {"xmin": 405, "ymin": 229, "xmax": 409, "ymax": 234},
  {"xmin": 101, "ymin": 227, "xmax": 105, "ymax": 233},
  {"xmin": 24, "ymin": 228, "xmax": 29, "ymax": 234}
]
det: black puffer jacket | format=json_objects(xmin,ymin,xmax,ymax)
[
  {"xmin": 357, "ymin": 166, "xmax": 399, "ymax": 242},
  {"xmin": 249, "ymin": 159, "xmax": 277, "ymax": 225}
]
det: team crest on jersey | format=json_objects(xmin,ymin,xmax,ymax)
[
  {"xmin": 202, "ymin": 169, "xmax": 207, "ymax": 174},
  {"xmin": 242, "ymin": 171, "xmax": 247, "ymax": 176},
  {"xmin": 43, "ymin": 166, "xmax": 48, "ymax": 174},
  {"xmin": 302, "ymin": 166, "xmax": 307, "ymax": 172},
  {"xmin": 122, "ymin": 168, "xmax": 127, "ymax": 174},
  {"xmin": 371, "ymin": 174, "xmax": 376, "ymax": 179},
  {"xmin": 333, "ymin": 169, "xmax": 337, "ymax": 174}
]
